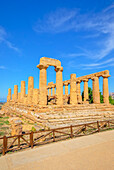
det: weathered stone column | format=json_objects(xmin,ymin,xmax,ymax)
[
  {"xmin": 33, "ymin": 89, "xmax": 39, "ymax": 105},
  {"xmin": 55, "ymin": 66, "xmax": 63, "ymax": 105},
  {"xmin": 47, "ymin": 88, "xmax": 49, "ymax": 96},
  {"xmin": 49, "ymin": 87, "xmax": 52, "ymax": 96},
  {"xmin": 14, "ymin": 85, "xmax": 18, "ymax": 102},
  {"xmin": 52, "ymin": 85, "xmax": 55, "ymax": 96},
  {"xmin": 21, "ymin": 81, "xmax": 26, "ymax": 102},
  {"xmin": 37, "ymin": 64, "xmax": 48, "ymax": 105},
  {"xmin": 23, "ymin": 94, "xmax": 28, "ymax": 105},
  {"xmin": 28, "ymin": 77, "xmax": 34, "ymax": 104},
  {"xmin": 83, "ymin": 79, "xmax": 89, "ymax": 103},
  {"xmin": 93, "ymin": 77, "xmax": 100, "ymax": 104},
  {"xmin": 64, "ymin": 82, "xmax": 69, "ymax": 96},
  {"xmin": 18, "ymin": 92, "xmax": 21, "ymax": 103},
  {"xmin": 7, "ymin": 88, "xmax": 11, "ymax": 102},
  {"xmin": 91, "ymin": 77, "xmax": 95, "ymax": 103},
  {"xmin": 103, "ymin": 75, "xmax": 110, "ymax": 104},
  {"xmin": 12, "ymin": 94, "xmax": 14, "ymax": 101},
  {"xmin": 70, "ymin": 74, "xmax": 77, "ymax": 105},
  {"xmin": 77, "ymin": 80, "xmax": 82, "ymax": 103}
]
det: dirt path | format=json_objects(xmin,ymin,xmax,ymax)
[{"xmin": 0, "ymin": 130, "xmax": 114, "ymax": 170}]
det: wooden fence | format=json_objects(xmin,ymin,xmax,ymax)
[{"xmin": 0, "ymin": 119, "xmax": 114, "ymax": 156}]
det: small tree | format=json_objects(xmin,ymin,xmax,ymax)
[
  {"xmin": 100, "ymin": 92, "xmax": 103, "ymax": 103},
  {"xmin": 109, "ymin": 96, "xmax": 114, "ymax": 105},
  {"xmin": 82, "ymin": 87, "xmax": 114, "ymax": 105},
  {"xmin": 88, "ymin": 87, "xmax": 93, "ymax": 103},
  {"xmin": 82, "ymin": 87, "xmax": 93, "ymax": 103}
]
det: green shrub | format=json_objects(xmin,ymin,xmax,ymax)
[
  {"xmin": 31, "ymin": 127, "xmax": 36, "ymax": 132},
  {"xmin": 109, "ymin": 96, "xmax": 114, "ymax": 105},
  {"xmin": 4, "ymin": 120, "xmax": 9, "ymax": 125},
  {"xmin": 4, "ymin": 117, "xmax": 9, "ymax": 119},
  {"xmin": 0, "ymin": 131, "xmax": 4, "ymax": 136}
]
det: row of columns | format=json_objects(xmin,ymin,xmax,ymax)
[
  {"xmin": 69, "ymin": 74, "xmax": 109, "ymax": 104},
  {"xmin": 7, "ymin": 77, "xmax": 39, "ymax": 105},
  {"xmin": 48, "ymin": 85, "xmax": 55, "ymax": 96},
  {"xmin": 7, "ymin": 74, "xmax": 110, "ymax": 105},
  {"xmin": 56, "ymin": 74, "xmax": 109, "ymax": 105}
]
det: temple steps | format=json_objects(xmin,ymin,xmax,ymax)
[{"xmin": 2, "ymin": 103, "xmax": 114, "ymax": 129}]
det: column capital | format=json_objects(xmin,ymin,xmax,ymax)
[
  {"xmin": 102, "ymin": 75, "xmax": 111, "ymax": 78},
  {"xmin": 91, "ymin": 76, "xmax": 99, "ymax": 81},
  {"xmin": 52, "ymin": 85, "xmax": 56, "ymax": 88},
  {"xmin": 55, "ymin": 66, "xmax": 63, "ymax": 72},
  {"xmin": 37, "ymin": 64, "xmax": 49, "ymax": 70},
  {"xmin": 83, "ymin": 78, "xmax": 88, "ymax": 82},
  {"xmin": 76, "ymin": 80, "xmax": 82, "ymax": 83},
  {"xmin": 64, "ymin": 82, "xmax": 69, "ymax": 86},
  {"xmin": 91, "ymin": 77, "xmax": 95, "ymax": 80}
]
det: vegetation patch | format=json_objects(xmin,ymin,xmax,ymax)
[
  {"xmin": 31, "ymin": 126, "xmax": 36, "ymax": 132},
  {"xmin": 0, "ymin": 116, "xmax": 10, "ymax": 136},
  {"xmin": 82, "ymin": 87, "xmax": 114, "ymax": 105}
]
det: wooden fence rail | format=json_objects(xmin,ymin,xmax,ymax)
[{"xmin": 0, "ymin": 119, "xmax": 114, "ymax": 156}]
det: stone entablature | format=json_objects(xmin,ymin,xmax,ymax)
[
  {"xmin": 50, "ymin": 70, "xmax": 110, "ymax": 87},
  {"xmin": 40, "ymin": 57, "xmax": 61, "ymax": 67},
  {"xmin": 7, "ymin": 57, "xmax": 111, "ymax": 106}
]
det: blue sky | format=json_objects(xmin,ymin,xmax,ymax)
[{"xmin": 0, "ymin": 0, "xmax": 114, "ymax": 101}]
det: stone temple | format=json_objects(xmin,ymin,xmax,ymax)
[{"xmin": 3, "ymin": 57, "xmax": 114, "ymax": 128}]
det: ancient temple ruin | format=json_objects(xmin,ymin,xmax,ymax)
[{"xmin": 7, "ymin": 57, "xmax": 110, "ymax": 106}]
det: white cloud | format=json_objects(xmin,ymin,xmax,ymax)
[
  {"xmin": 82, "ymin": 63, "xmax": 114, "ymax": 70},
  {"xmin": 0, "ymin": 26, "xmax": 19, "ymax": 52},
  {"xmin": 34, "ymin": 8, "xmax": 77, "ymax": 33},
  {"xmin": 34, "ymin": 4, "xmax": 114, "ymax": 60},
  {"xmin": 103, "ymin": 4, "xmax": 114, "ymax": 12},
  {"xmin": 81, "ymin": 58, "xmax": 114, "ymax": 67},
  {"xmin": 0, "ymin": 66, "xmax": 7, "ymax": 69},
  {"xmin": 67, "ymin": 57, "xmax": 114, "ymax": 70}
]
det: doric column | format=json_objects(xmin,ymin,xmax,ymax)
[
  {"xmin": 17, "ymin": 92, "xmax": 21, "ymax": 102},
  {"xmin": 28, "ymin": 77, "xmax": 34, "ymax": 104},
  {"xmin": 49, "ymin": 87, "xmax": 52, "ymax": 96},
  {"xmin": 37, "ymin": 64, "xmax": 48, "ymax": 105},
  {"xmin": 33, "ymin": 89, "xmax": 39, "ymax": 105},
  {"xmin": 64, "ymin": 82, "xmax": 69, "ymax": 96},
  {"xmin": 47, "ymin": 88, "xmax": 49, "ymax": 96},
  {"xmin": 70, "ymin": 74, "xmax": 77, "ymax": 105},
  {"xmin": 91, "ymin": 77, "xmax": 95, "ymax": 103},
  {"xmin": 12, "ymin": 94, "xmax": 14, "ymax": 101},
  {"xmin": 21, "ymin": 81, "xmax": 26, "ymax": 102},
  {"xmin": 76, "ymin": 80, "xmax": 82, "ymax": 103},
  {"xmin": 23, "ymin": 94, "xmax": 28, "ymax": 105},
  {"xmin": 14, "ymin": 85, "xmax": 18, "ymax": 102},
  {"xmin": 52, "ymin": 85, "xmax": 55, "ymax": 96},
  {"xmin": 55, "ymin": 66, "xmax": 63, "ymax": 105},
  {"xmin": 7, "ymin": 88, "xmax": 11, "ymax": 102},
  {"xmin": 93, "ymin": 77, "xmax": 100, "ymax": 104},
  {"xmin": 83, "ymin": 79, "xmax": 89, "ymax": 103},
  {"xmin": 103, "ymin": 75, "xmax": 110, "ymax": 104}
]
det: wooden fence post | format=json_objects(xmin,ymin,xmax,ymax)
[
  {"xmin": 18, "ymin": 135, "xmax": 20, "ymax": 148},
  {"xmin": 70, "ymin": 125, "xmax": 73, "ymax": 138},
  {"xmin": 85, "ymin": 124, "xmax": 87, "ymax": 131},
  {"xmin": 30, "ymin": 132, "xmax": 33, "ymax": 148},
  {"xmin": 3, "ymin": 136, "xmax": 7, "ymax": 156},
  {"xmin": 53, "ymin": 130, "xmax": 55, "ymax": 142},
  {"xmin": 97, "ymin": 121, "xmax": 100, "ymax": 132},
  {"xmin": 108, "ymin": 121, "xmax": 110, "ymax": 128}
]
